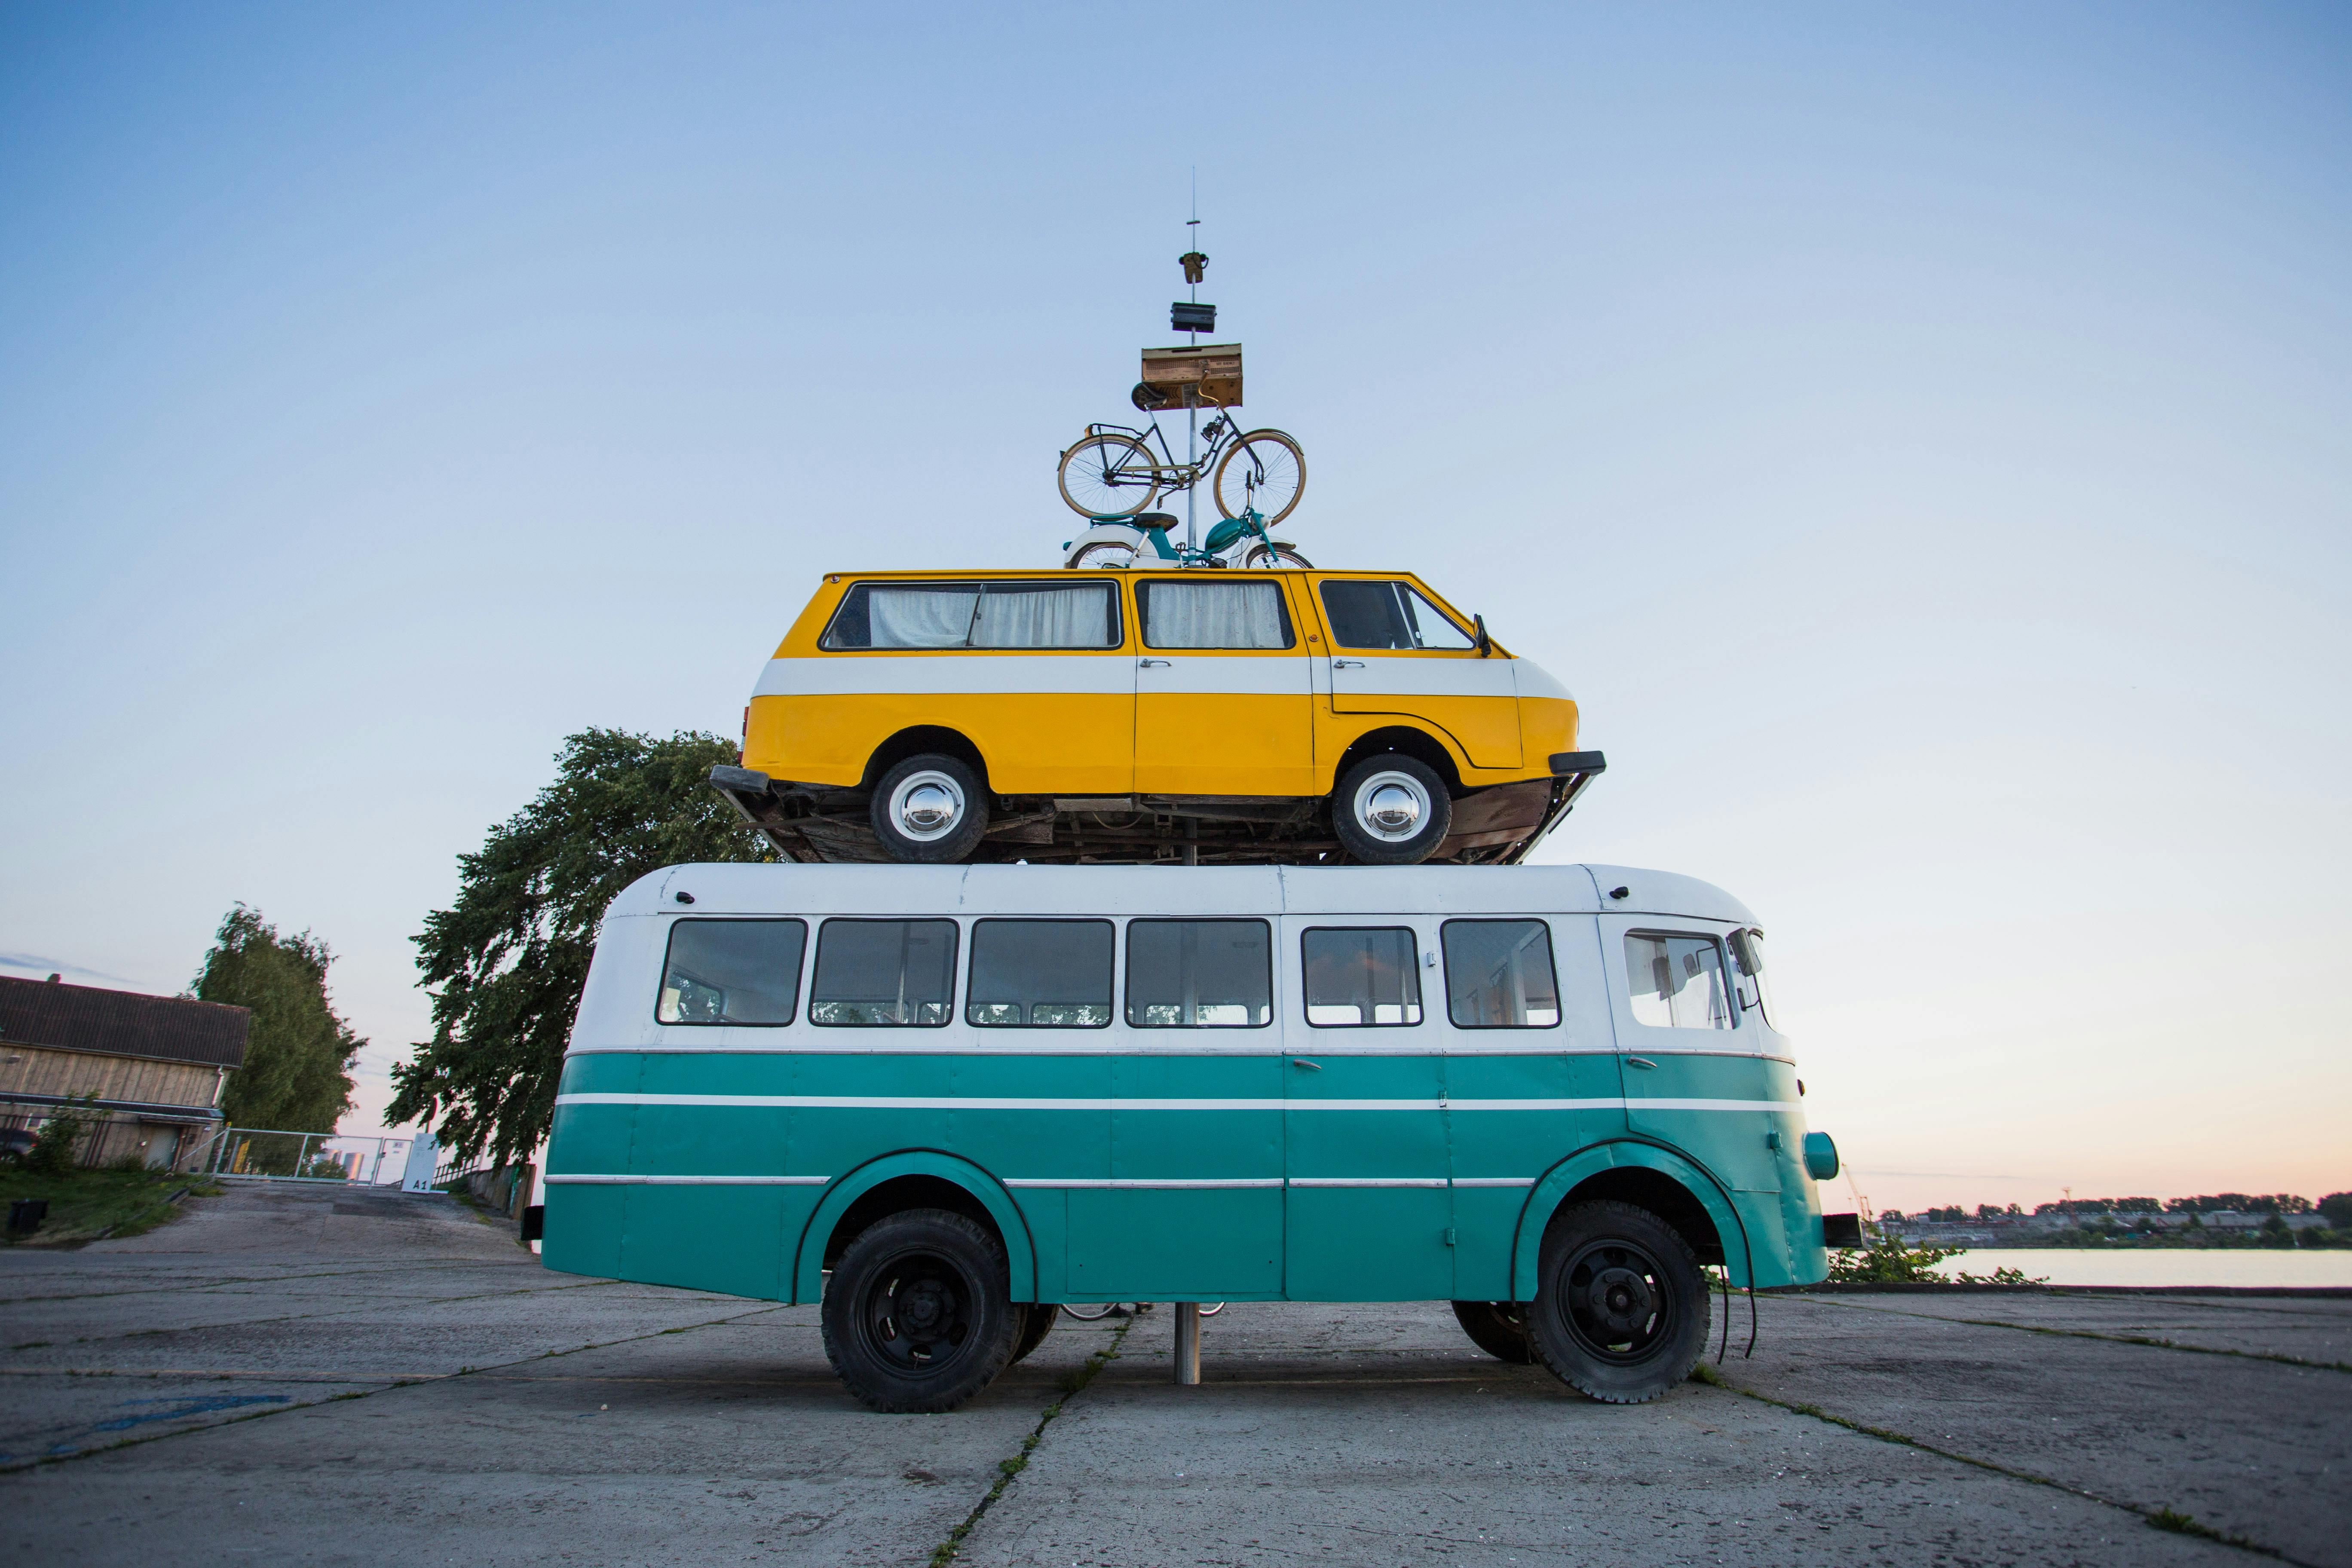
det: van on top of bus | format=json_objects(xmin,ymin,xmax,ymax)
[
  {"xmin": 712, "ymin": 567, "xmax": 1605, "ymax": 869},
  {"xmin": 539, "ymin": 860, "xmax": 1846, "ymax": 1412}
]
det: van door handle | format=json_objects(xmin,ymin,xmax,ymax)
[
  {"xmin": 1332, "ymin": 659, "xmax": 1365, "ymax": 669},
  {"xmin": 1626, "ymin": 1057, "xmax": 1657, "ymax": 1070},
  {"xmin": 1139, "ymin": 658, "xmax": 1171, "ymax": 668},
  {"xmin": 1292, "ymin": 1059, "xmax": 1322, "ymax": 1071}
]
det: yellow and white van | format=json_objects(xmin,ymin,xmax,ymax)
[{"xmin": 715, "ymin": 569, "xmax": 1603, "ymax": 866}]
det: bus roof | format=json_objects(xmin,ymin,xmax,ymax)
[{"xmin": 609, "ymin": 863, "xmax": 1755, "ymax": 927}]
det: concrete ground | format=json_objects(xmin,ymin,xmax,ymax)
[{"xmin": 0, "ymin": 1184, "xmax": 2343, "ymax": 1567}]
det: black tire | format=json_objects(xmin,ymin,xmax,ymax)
[
  {"xmin": 1009, "ymin": 1302, "xmax": 1058, "ymax": 1365},
  {"xmin": 1331, "ymin": 753, "xmax": 1452, "ymax": 865},
  {"xmin": 1525, "ymin": 1199, "xmax": 1709, "ymax": 1404},
  {"xmin": 870, "ymin": 753, "xmax": 990, "ymax": 864},
  {"xmin": 1451, "ymin": 1300, "xmax": 1534, "ymax": 1363},
  {"xmin": 821, "ymin": 1208, "xmax": 1021, "ymax": 1413}
]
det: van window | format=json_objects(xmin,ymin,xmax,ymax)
[
  {"xmin": 1127, "ymin": 919, "xmax": 1273, "ymax": 1027},
  {"xmin": 1302, "ymin": 927, "xmax": 1423, "ymax": 1026},
  {"xmin": 1625, "ymin": 933, "xmax": 1735, "ymax": 1030},
  {"xmin": 657, "ymin": 919, "xmax": 807, "ymax": 1025},
  {"xmin": 821, "ymin": 581, "xmax": 1120, "ymax": 650},
  {"xmin": 810, "ymin": 919, "xmax": 959, "ymax": 1026},
  {"xmin": 968, "ymin": 919, "xmax": 1114, "ymax": 1028},
  {"xmin": 1442, "ymin": 919, "xmax": 1561, "ymax": 1028},
  {"xmin": 1136, "ymin": 580, "xmax": 1295, "ymax": 650},
  {"xmin": 1320, "ymin": 580, "xmax": 1476, "ymax": 651}
]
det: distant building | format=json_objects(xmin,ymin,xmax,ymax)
[{"xmin": 0, "ymin": 974, "xmax": 248, "ymax": 1169}]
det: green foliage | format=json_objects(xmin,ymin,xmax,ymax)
[
  {"xmin": 388, "ymin": 729, "xmax": 772, "ymax": 1167},
  {"xmin": 193, "ymin": 906, "xmax": 362, "ymax": 1137},
  {"xmin": 0, "ymin": 1167, "xmax": 220, "ymax": 1245},
  {"xmin": 1826, "ymin": 1232, "xmax": 1960, "ymax": 1283},
  {"xmin": 2319, "ymin": 1191, "xmax": 2352, "ymax": 1229},
  {"xmin": 18, "ymin": 1093, "xmax": 102, "ymax": 1174},
  {"xmin": 1950, "ymin": 1262, "xmax": 2048, "ymax": 1284}
]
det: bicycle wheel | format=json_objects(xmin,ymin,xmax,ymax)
[
  {"xmin": 1241, "ymin": 544, "xmax": 1312, "ymax": 569},
  {"xmin": 1059, "ymin": 434, "xmax": 1162, "ymax": 518},
  {"xmin": 1212, "ymin": 430, "xmax": 1306, "ymax": 526},
  {"xmin": 1069, "ymin": 539, "xmax": 1139, "ymax": 569},
  {"xmin": 1198, "ymin": 1302, "xmax": 1226, "ymax": 1317},
  {"xmin": 1060, "ymin": 1302, "xmax": 1118, "ymax": 1321}
]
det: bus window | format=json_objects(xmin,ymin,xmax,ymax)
[
  {"xmin": 1127, "ymin": 919, "xmax": 1272, "ymax": 1027},
  {"xmin": 656, "ymin": 919, "xmax": 807, "ymax": 1025},
  {"xmin": 1442, "ymin": 919, "xmax": 1560, "ymax": 1028},
  {"xmin": 1625, "ymin": 934, "xmax": 1735, "ymax": 1030},
  {"xmin": 810, "ymin": 919, "xmax": 959, "ymax": 1026},
  {"xmin": 1302, "ymin": 927, "xmax": 1423, "ymax": 1026},
  {"xmin": 967, "ymin": 919, "xmax": 1114, "ymax": 1028}
]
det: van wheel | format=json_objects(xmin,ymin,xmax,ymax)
[
  {"xmin": 1451, "ymin": 1300, "xmax": 1534, "ymax": 1363},
  {"xmin": 1332, "ymin": 754, "xmax": 1452, "ymax": 864},
  {"xmin": 1008, "ymin": 1302, "xmax": 1059, "ymax": 1366},
  {"xmin": 870, "ymin": 754, "xmax": 990, "ymax": 863},
  {"xmin": 1526, "ymin": 1200, "xmax": 1709, "ymax": 1404},
  {"xmin": 822, "ymin": 1208, "xmax": 1020, "ymax": 1412}
]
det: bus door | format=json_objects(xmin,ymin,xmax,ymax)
[
  {"xmin": 1604, "ymin": 917, "xmax": 1782, "ymax": 1204},
  {"xmin": 1282, "ymin": 919, "xmax": 1454, "ymax": 1300},
  {"xmin": 1130, "ymin": 576, "xmax": 1316, "ymax": 797},
  {"xmin": 1068, "ymin": 916, "xmax": 1285, "ymax": 1299},
  {"xmin": 1435, "ymin": 914, "xmax": 1624, "ymax": 1301}
]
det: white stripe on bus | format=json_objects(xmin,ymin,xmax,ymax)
[
  {"xmin": 542, "ymin": 1174, "xmax": 830, "ymax": 1185},
  {"xmin": 547, "ymin": 1174, "xmax": 1532, "ymax": 1189},
  {"xmin": 555, "ymin": 1093, "xmax": 1798, "ymax": 1114}
]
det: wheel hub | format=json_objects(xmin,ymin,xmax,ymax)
[
  {"xmin": 1581, "ymin": 1265, "xmax": 1657, "ymax": 1339},
  {"xmin": 1354, "ymin": 770, "xmax": 1431, "ymax": 842},
  {"xmin": 1559, "ymin": 1239, "xmax": 1674, "ymax": 1361},
  {"xmin": 890, "ymin": 771, "xmax": 965, "ymax": 840}
]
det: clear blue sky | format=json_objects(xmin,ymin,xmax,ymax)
[{"xmin": 3, "ymin": 4, "xmax": 2346, "ymax": 1211}]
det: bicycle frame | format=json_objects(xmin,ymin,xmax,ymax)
[{"xmin": 1086, "ymin": 409, "xmax": 1239, "ymax": 495}]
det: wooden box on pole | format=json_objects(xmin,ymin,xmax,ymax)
[{"xmin": 1139, "ymin": 343, "xmax": 1243, "ymax": 409}]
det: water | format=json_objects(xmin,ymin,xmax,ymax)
[{"xmin": 1929, "ymin": 1248, "xmax": 2352, "ymax": 1288}]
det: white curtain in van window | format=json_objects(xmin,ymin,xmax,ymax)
[
  {"xmin": 972, "ymin": 585, "xmax": 1110, "ymax": 648},
  {"xmin": 1146, "ymin": 582, "xmax": 1285, "ymax": 649},
  {"xmin": 868, "ymin": 589, "xmax": 980, "ymax": 648}
]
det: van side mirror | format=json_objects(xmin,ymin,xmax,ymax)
[{"xmin": 1473, "ymin": 614, "xmax": 1492, "ymax": 657}]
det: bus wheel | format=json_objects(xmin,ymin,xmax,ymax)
[
  {"xmin": 1526, "ymin": 1200, "xmax": 1708, "ymax": 1404},
  {"xmin": 1332, "ymin": 754, "xmax": 1452, "ymax": 864},
  {"xmin": 870, "ymin": 754, "xmax": 990, "ymax": 863},
  {"xmin": 1008, "ymin": 1302, "xmax": 1059, "ymax": 1365},
  {"xmin": 821, "ymin": 1209, "xmax": 1020, "ymax": 1412},
  {"xmin": 1450, "ymin": 1300, "xmax": 1534, "ymax": 1363}
]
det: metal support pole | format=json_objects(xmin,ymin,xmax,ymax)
[
  {"xmin": 1173, "ymin": 1300, "xmax": 1200, "ymax": 1384},
  {"xmin": 1185, "ymin": 386, "xmax": 1198, "ymax": 552},
  {"xmin": 1183, "ymin": 818, "xmax": 1198, "ymax": 867}
]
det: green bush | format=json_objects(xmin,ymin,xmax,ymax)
[{"xmin": 16, "ymin": 1095, "xmax": 101, "ymax": 1175}]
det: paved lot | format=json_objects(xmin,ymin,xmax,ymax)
[{"xmin": 3, "ymin": 1184, "xmax": 2346, "ymax": 1567}]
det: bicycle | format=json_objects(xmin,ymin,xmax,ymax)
[
  {"xmin": 1063, "ymin": 506, "xmax": 1312, "ymax": 571},
  {"xmin": 1057, "ymin": 405, "xmax": 1306, "ymax": 527},
  {"xmin": 1061, "ymin": 1301, "xmax": 1225, "ymax": 1320}
]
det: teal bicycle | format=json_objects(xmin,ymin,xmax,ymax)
[{"xmin": 1062, "ymin": 507, "xmax": 1311, "ymax": 570}]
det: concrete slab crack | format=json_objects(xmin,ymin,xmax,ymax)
[{"xmin": 928, "ymin": 1317, "xmax": 1133, "ymax": 1568}]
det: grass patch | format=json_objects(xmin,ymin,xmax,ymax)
[{"xmin": 0, "ymin": 1168, "xmax": 219, "ymax": 1246}]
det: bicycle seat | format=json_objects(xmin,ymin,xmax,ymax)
[
  {"xmin": 1129, "ymin": 513, "xmax": 1179, "ymax": 532},
  {"xmin": 1131, "ymin": 381, "xmax": 1175, "ymax": 412}
]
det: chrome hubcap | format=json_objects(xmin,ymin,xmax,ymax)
[
  {"xmin": 1354, "ymin": 770, "xmax": 1430, "ymax": 842},
  {"xmin": 891, "ymin": 772, "xmax": 965, "ymax": 841}
]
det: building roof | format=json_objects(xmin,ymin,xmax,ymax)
[{"xmin": 0, "ymin": 975, "xmax": 248, "ymax": 1069}]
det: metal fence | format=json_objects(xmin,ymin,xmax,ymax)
[{"xmin": 193, "ymin": 1127, "xmax": 416, "ymax": 1185}]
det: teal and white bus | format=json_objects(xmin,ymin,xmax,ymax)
[{"xmin": 540, "ymin": 862, "xmax": 1844, "ymax": 1409}]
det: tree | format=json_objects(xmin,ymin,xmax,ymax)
[
  {"xmin": 193, "ymin": 906, "xmax": 362, "ymax": 1134},
  {"xmin": 2320, "ymin": 1192, "xmax": 2352, "ymax": 1230},
  {"xmin": 387, "ymin": 729, "xmax": 772, "ymax": 1167}
]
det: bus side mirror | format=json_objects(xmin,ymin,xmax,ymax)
[{"xmin": 1474, "ymin": 614, "xmax": 1491, "ymax": 657}]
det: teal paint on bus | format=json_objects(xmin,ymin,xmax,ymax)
[{"xmin": 538, "ymin": 862, "xmax": 1837, "ymax": 1307}]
